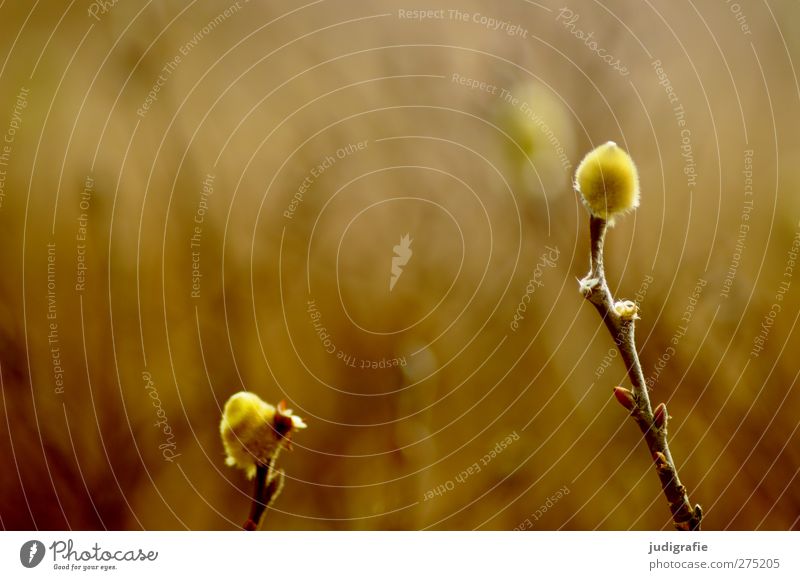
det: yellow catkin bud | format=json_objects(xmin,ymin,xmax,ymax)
[
  {"xmin": 219, "ymin": 392, "xmax": 306, "ymax": 479},
  {"xmin": 574, "ymin": 141, "xmax": 640, "ymax": 221}
]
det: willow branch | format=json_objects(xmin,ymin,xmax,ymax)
[
  {"xmin": 580, "ymin": 215, "xmax": 702, "ymax": 531},
  {"xmin": 243, "ymin": 459, "xmax": 284, "ymax": 531}
]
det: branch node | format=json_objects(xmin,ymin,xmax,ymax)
[{"xmin": 579, "ymin": 276, "xmax": 601, "ymax": 297}]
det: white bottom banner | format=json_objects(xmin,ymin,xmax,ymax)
[{"xmin": 1, "ymin": 532, "xmax": 797, "ymax": 578}]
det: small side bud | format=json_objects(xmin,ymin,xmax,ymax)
[
  {"xmin": 243, "ymin": 519, "xmax": 258, "ymax": 531},
  {"xmin": 653, "ymin": 403, "xmax": 668, "ymax": 429},
  {"xmin": 575, "ymin": 141, "xmax": 640, "ymax": 222},
  {"xmin": 613, "ymin": 300, "xmax": 639, "ymax": 320},
  {"xmin": 613, "ymin": 386, "xmax": 636, "ymax": 411}
]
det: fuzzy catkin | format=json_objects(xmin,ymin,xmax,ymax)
[
  {"xmin": 575, "ymin": 141, "xmax": 640, "ymax": 221},
  {"xmin": 220, "ymin": 392, "xmax": 306, "ymax": 479}
]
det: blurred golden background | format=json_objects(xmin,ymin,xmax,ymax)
[{"xmin": 0, "ymin": 0, "xmax": 798, "ymax": 530}]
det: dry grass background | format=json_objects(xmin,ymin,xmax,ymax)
[{"xmin": 0, "ymin": 0, "xmax": 798, "ymax": 530}]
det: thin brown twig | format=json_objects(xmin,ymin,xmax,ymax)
[
  {"xmin": 243, "ymin": 459, "xmax": 283, "ymax": 531},
  {"xmin": 580, "ymin": 215, "xmax": 702, "ymax": 530}
]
